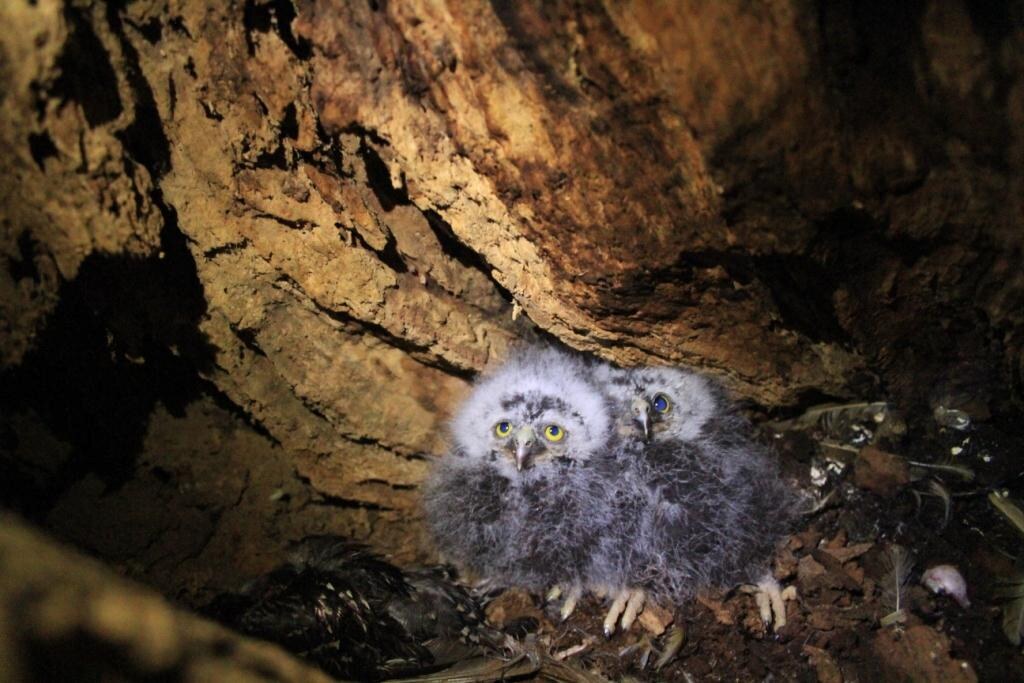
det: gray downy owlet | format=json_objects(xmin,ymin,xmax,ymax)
[
  {"xmin": 587, "ymin": 363, "xmax": 803, "ymax": 635},
  {"xmin": 422, "ymin": 347, "xmax": 616, "ymax": 610}
]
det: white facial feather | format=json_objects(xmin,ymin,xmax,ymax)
[
  {"xmin": 599, "ymin": 364, "xmax": 721, "ymax": 442},
  {"xmin": 449, "ymin": 347, "xmax": 610, "ymax": 476}
]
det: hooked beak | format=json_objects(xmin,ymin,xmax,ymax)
[
  {"xmin": 631, "ymin": 398, "xmax": 651, "ymax": 441},
  {"xmin": 513, "ymin": 426, "xmax": 538, "ymax": 471}
]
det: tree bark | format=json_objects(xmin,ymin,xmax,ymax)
[
  {"xmin": 2, "ymin": 0, "xmax": 1022, "ymax": 569},
  {"xmin": 0, "ymin": 512, "xmax": 338, "ymax": 682}
]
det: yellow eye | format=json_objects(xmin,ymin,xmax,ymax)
[
  {"xmin": 495, "ymin": 421, "xmax": 512, "ymax": 437},
  {"xmin": 652, "ymin": 394, "xmax": 671, "ymax": 414},
  {"xmin": 543, "ymin": 425, "xmax": 565, "ymax": 442}
]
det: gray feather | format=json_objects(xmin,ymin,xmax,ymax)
[{"xmin": 423, "ymin": 350, "xmax": 803, "ymax": 609}]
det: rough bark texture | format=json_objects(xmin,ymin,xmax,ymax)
[
  {"xmin": 0, "ymin": 513, "xmax": 337, "ymax": 682},
  {"xmin": 1, "ymin": 0, "xmax": 1023, "ymax": 598}
]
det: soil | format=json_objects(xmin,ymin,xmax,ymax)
[{"xmin": 472, "ymin": 414, "xmax": 1024, "ymax": 682}]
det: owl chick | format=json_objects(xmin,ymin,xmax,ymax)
[
  {"xmin": 422, "ymin": 347, "xmax": 614, "ymax": 612},
  {"xmin": 591, "ymin": 363, "xmax": 723, "ymax": 441},
  {"xmin": 591, "ymin": 364, "xmax": 801, "ymax": 634}
]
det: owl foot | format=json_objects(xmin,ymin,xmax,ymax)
[
  {"xmin": 559, "ymin": 584, "xmax": 583, "ymax": 621},
  {"xmin": 545, "ymin": 584, "xmax": 582, "ymax": 621},
  {"xmin": 745, "ymin": 575, "xmax": 788, "ymax": 631},
  {"xmin": 603, "ymin": 587, "xmax": 646, "ymax": 637}
]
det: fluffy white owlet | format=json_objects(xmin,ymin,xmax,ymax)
[{"xmin": 422, "ymin": 347, "xmax": 615, "ymax": 599}]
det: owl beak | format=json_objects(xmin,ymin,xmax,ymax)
[
  {"xmin": 513, "ymin": 426, "xmax": 538, "ymax": 471},
  {"xmin": 631, "ymin": 398, "xmax": 651, "ymax": 441}
]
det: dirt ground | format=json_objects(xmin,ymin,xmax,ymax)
[{"xmin": 479, "ymin": 413, "xmax": 1024, "ymax": 682}]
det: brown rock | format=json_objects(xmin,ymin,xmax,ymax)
[{"xmin": 854, "ymin": 447, "xmax": 911, "ymax": 497}]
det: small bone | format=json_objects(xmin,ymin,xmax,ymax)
[{"xmin": 553, "ymin": 636, "xmax": 594, "ymax": 661}]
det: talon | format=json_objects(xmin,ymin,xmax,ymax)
[
  {"xmin": 621, "ymin": 588, "xmax": 646, "ymax": 631},
  {"xmin": 560, "ymin": 584, "xmax": 582, "ymax": 622},
  {"xmin": 755, "ymin": 575, "xmax": 788, "ymax": 631},
  {"xmin": 754, "ymin": 586, "xmax": 772, "ymax": 624},
  {"xmin": 603, "ymin": 588, "xmax": 630, "ymax": 637}
]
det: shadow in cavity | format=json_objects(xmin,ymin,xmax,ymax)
[
  {"xmin": 52, "ymin": 6, "xmax": 123, "ymax": 128},
  {"xmin": 0, "ymin": 205, "xmax": 217, "ymax": 516}
]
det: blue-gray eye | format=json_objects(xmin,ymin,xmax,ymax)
[
  {"xmin": 495, "ymin": 421, "xmax": 512, "ymax": 437},
  {"xmin": 652, "ymin": 394, "xmax": 671, "ymax": 414}
]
